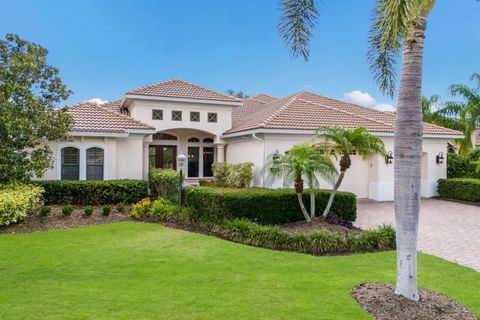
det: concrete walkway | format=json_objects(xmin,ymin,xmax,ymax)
[{"xmin": 355, "ymin": 198, "xmax": 480, "ymax": 272}]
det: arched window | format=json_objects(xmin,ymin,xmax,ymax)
[
  {"xmin": 188, "ymin": 137, "xmax": 200, "ymax": 142},
  {"xmin": 86, "ymin": 147, "xmax": 104, "ymax": 180},
  {"xmin": 61, "ymin": 147, "xmax": 80, "ymax": 180},
  {"xmin": 203, "ymin": 138, "xmax": 214, "ymax": 143}
]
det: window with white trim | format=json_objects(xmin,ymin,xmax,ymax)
[
  {"xmin": 86, "ymin": 147, "xmax": 104, "ymax": 180},
  {"xmin": 61, "ymin": 147, "xmax": 80, "ymax": 180}
]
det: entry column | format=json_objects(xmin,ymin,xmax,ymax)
[{"xmin": 215, "ymin": 143, "xmax": 226, "ymax": 163}]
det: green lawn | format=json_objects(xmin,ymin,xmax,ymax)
[{"xmin": 1, "ymin": 222, "xmax": 479, "ymax": 320}]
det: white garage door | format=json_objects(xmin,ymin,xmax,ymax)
[{"xmin": 338, "ymin": 155, "xmax": 370, "ymax": 198}]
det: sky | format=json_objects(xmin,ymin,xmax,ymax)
[{"xmin": 1, "ymin": 0, "xmax": 479, "ymax": 111}]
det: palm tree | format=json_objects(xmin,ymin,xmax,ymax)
[
  {"xmin": 317, "ymin": 127, "xmax": 386, "ymax": 217},
  {"xmin": 437, "ymin": 73, "xmax": 480, "ymax": 156},
  {"xmin": 265, "ymin": 143, "xmax": 337, "ymax": 222},
  {"xmin": 279, "ymin": 0, "xmax": 439, "ymax": 300},
  {"xmin": 422, "ymin": 95, "xmax": 464, "ymax": 132}
]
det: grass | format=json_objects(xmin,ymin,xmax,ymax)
[{"xmin": 0, "ymin": 222, "xmax": 479, "ymax": 320}]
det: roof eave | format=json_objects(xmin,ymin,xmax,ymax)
[{"xmin": 124, "ymin": 94, "xmax": 242, "ymax": 106}]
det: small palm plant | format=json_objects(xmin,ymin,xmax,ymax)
[
  {"xmin": 265, "ymin": 143, "xmax": 337, "ymax": 222},
  {"xmin": 317, "ymin": 127, "xmax": 386, "ymax": 217}
]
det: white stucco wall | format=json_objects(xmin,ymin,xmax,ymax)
[
  {"xmin": 128, "ymin": 99, "xmax": 234, "ymax": 143},
  {"xmin": 224, "ymin": 132, "xmax": 449, "ymax": 201}
]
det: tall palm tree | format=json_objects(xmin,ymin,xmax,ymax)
[
  {"xmin": 437, "ymin": 73, "xmax": 480, "ymax": 156},
  {"xmin": 317, "ymin": 127, "xmax": 386, "ymax": 217},
  {"xmin": 422, "ymin": 95, "xmax": 464, "ymax": 132},
  {"xmin": 265, "ymin": 143, "xmax": 337, "ymax": 222},
  {"xmin": 279, "ymin": 0, "xmax": 439, "ymax": 300}
]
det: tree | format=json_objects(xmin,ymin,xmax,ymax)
[
  {"xmin": 265, "ymin": 143, "xmax": 336, "ymax": 222},
  {"xmin": 225, "ymin": 89, "xmax": 250, "ymax": 99},
  {"xmin": 437, "ymin": 73, "xmax": 480, "ymax": 156},
  {"xmin": 0, "ymin": 34, "xmax": 72, "ymax": 183},
  {"xmin": 421, "ymin": 95, "xmax": 464, "ymax": 131},
  {"xmin": 317, "ymin": 127, "xmax": 386, "ymax": 217},
  {"xmin": 279, "ymin": 0, "xmax": 441, "ymax": 300}
]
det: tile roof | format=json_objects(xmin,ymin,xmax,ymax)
[
  {"xmin": 232, "ymin": 95, "xmax": 276, "ymax": 126},
  {"xmin": 250, "ymin": 94, "xmax": 277, "ymax": 104},
  {"xmin": 126, "ymin": 79, "xmax": 241, "ymax": 103},
  {"xmin": 68, "ymin": 103, "xmax": 155, "ymax": 134},
  {"xmin": 226, "ymin": 91, "xmax": 463, "ymax": 136},
  {"xmin": 101, "ymin": 99, "xmax": 122, "ymax": 113}
]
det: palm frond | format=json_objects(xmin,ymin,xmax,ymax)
[{"xmin": 278, "ymin": 0, "xmax": 319, "ymax": 62}]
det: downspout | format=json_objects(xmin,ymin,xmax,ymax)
[{"xmin": 252, "ymin": 133, "xmax": 265, "ymax": 187}]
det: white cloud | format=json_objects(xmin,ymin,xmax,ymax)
[
  {"xmin": 83, "ymin": 98, "xmax": 108, "ymax": 105},
  {"xmin": 344, "ymin": 90, "xmax": 376, "ymax": 106},
  {"xmin": 373, "ymin": 103, "xmax": 396, "ymax": 112}
]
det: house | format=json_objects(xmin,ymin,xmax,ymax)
[
  {"xmin": 472, "ymin": 128, "xmax": 480, "ymax": 147},
  {"xmin": 40, "ymin": 79, "xmax": 463, "ymax": 201}
]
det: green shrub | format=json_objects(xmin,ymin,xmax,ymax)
[
  {"xmin": 149, "ymin": 168, "xmax": 179, "ymax": 199},
  {"xmin": 129, "ymin": 198, "xmax": 152, "ymax": 219},
  {"xmin": 102, "ymin": 204, "xmax": 112, "ymax": 216},
  {"xmin": 33, "ymin": 180, "xmax": 149, "ymax": 205},
  {"xmin": 62, "ymin": 204, "xmax": 74, "ymax": 216},
  {"xmin": 212, "ymin": 162, "xmax": 253, "ymax": 188},
  {"xmin": 447, "ymin": 153, "xmax": 480, "ymax": 179},
  {"xmin": 40, "ymin": 206, "xmax": 51, "ymax": 217},
  {"xmin": 116, "ymin": 203, "xmax": 125, "ymax": 214},
  {"xmin": 184, "ymin": 187, "xmax": 357, "ymax": 224},
  {"xmin": 84, "ymin": 206, "xmax": 94, "ymax": 217},
  {"xmin": 198, "ymin": 179, "xmax": 214, "ymax": 187},
  {"xmin": 437, "ymin": 178, "xmax": 480, "ymax": 202},
  {"xmin": 0, "ymin": 184, "xmax": 44, "ymax": 226},
  {"xmin": 468, "ymin": 148, "xmax": 480, "ymax": 162}
]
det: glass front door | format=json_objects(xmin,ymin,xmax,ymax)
[
  {"xmin": 203, "ymin": 147, "xmax": 214, "ymax": 177},
  {"xmin": 149, "ymin": 145, "xmax": 177, "ymax": 169},
  {"xmin": 188, "ymin": 146, "xmax": 199, "ymax": 177}
]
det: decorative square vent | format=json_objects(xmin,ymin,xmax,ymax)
[
  {"xmin": 207, "ymin": 112, "xmax": 217, "ymax": 123},
  {"xmin": 172, "ymin": 110, "xmax": 182, "ymax": 121},
  {"xmin": 190, "ymin": 111, "xmax": 200, "ymax": 122},
  {"xmin": 152, "ymin": 109, "xmax": 163, "ymax": 120}
]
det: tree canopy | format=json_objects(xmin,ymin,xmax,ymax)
[{"xmin": 0, "ymin": 34, "xmax": 73, "ymax": 183}]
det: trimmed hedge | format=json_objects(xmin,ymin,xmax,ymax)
[
  {"xmin": 0, "ymin": 184, "xmax": 44, "ymax": 226},
  {"xmin": 447, "ymin": 153, "xmax": 480, "ymax": 179},
  {"xmin": 184, "ymin": 187, "xmax": 357, "ymax": 224},
  {"xmin": 149, "ymin": 168, "xmax": 179, "ymax": 199},
  {"xmin": 437, "ymin": 178, "xmax": 480, "ymax": 202},
  {"xmin": 33, "ymin": 180, "xmax": 149, "ymax": 205}
]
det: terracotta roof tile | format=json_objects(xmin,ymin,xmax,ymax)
[
  {"xmin": 126, "ymin": 79, "xmax": 241, "ymax": 103},
  {"xmin": 101, "ymin": 99, "xmax": 122, "ymax": 113},
  {"xmin": 250, "ymin": 94, "xmax": 277, "ymax": 104},
  {"xmin": 232, "ymin": 94, "xmax": 277, "ymax": 126},
  {"xmin": 68, "ymin": 103, "xmax": 154, "ymax": 134},
  {"xmin": 226, "ymin": 91, "xmax": 463, "ymax": 136}
]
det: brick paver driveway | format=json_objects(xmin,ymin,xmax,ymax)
[{"xmin": 355, "ymin": 198, "xmax": 480, "ymax": 272}]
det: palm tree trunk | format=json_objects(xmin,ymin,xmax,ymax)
[
  {"xmin": 394, "ymin": 17, "xmax": 426, "ymax": 302},
  {"xmin": 322, "ymin": 170, "xmax": 346, "ymax": 216},
  {"xmin": 310, "ymin": 190, "xmax": 315, "ymax": 218},
  {"xmin": 296, "ymin": 192, "xmax": 311, "ymax": 222}
]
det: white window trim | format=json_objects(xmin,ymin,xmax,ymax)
[
  {"xmin": 56, "ymin": 143, "xmax": 107, "ymax": 180},
  {"xmin": 186, "ymin": 135, "xmax": 216, "ymax": 178}
]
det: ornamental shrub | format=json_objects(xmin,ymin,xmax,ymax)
[
  {"xmin": 468, "ymin": 148, "xmax": 480, "ymax": 162},
  {"xmin": 149, "ymin": 168, "xmax": 179, "ymax": 199},
  {"xmin": 62, "ymin": 204, "xmax": 74, "ymax": 216},
  {"xmin": 40, "ymin": 206, "xmax": 51, "ymax": 217},
  {"xmin": 84, "ymin": 206, "xmax": 94, "ymax": 217},
  {"xmin": 116, "ymin": 203, "xmax": 125, "ymax": 214},
  {"xmin": 129, "ymin": 198, "xmax": 152, "ymax": 219},
  {"xmin": 437, "ymin": 178, "xmax": 480, "ymax": 202},
  {"xmin": 212, "ymin": 162, "xmax": 253, "ymax": 188},
  {"xmin": 0, "ymin": 184, "xmax": 44, "ymax": 226},
  {"xmin": 102, "ymin": 204, "xmax": 112, "ymax": 216},
  {"xmin": 447, "ymin": 153, "xmax": 480, "ymax": 179},
  {"xmin": 33, "ymin": 180, "xmax": 149, "ymax": 205},
  {"xmin": 184, "ymin": 187, "xmax": 357, "ymax": 224}
]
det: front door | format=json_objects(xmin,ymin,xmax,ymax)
[{"xmin": 149, "ymin": 145, "xmax": 177, "ymax": 170}]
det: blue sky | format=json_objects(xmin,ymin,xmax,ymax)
[{"xmin": 1, "ymin": 0, "xmax": 479, "ymax": 110}]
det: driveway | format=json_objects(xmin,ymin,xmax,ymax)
[{"xmin": 355, "ymin": 198, "xmax": 480, "ymax": 272}]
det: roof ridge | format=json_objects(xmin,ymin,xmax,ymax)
[
  {"xmin": 175, "ymin": 79, "xmax": 241, "ymax": 102},
  {"xmin": 260, "ymin": 93, "xmax": 303, "ymax": 127},
  {"xmin": 302, "ymin": 92, "xmax": 397, "ymax": 119},
  {"xmin": 296, "ymin": 97, "xmax": 395, "ymax": 128},
  {"xmin": 422, "ymin": 121, "xmax": 463, "ymax": 135},
  {"xmin": 93, "ymin": 104, "xmax": 155, "ymax": 130}
]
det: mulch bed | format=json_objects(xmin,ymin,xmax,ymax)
[
  {"xmin": 0, "ymin": 205, "xmax": 131, "ymax": 234},
  {"xmin": 281, "ymin": 216, "xmax": 362, "ymax": 234},
  {"xmin": 352, "ymin": 283, "xmax": 478, "ymax": 320}
]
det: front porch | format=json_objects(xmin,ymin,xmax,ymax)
[{"xmin": 143, "ymin": 128, "xmax": 226, "ymax": 180}]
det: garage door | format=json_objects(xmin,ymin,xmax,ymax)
[{"xmin": 338, "ymin": 154, "xmax": 370, "ymax": 198}]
